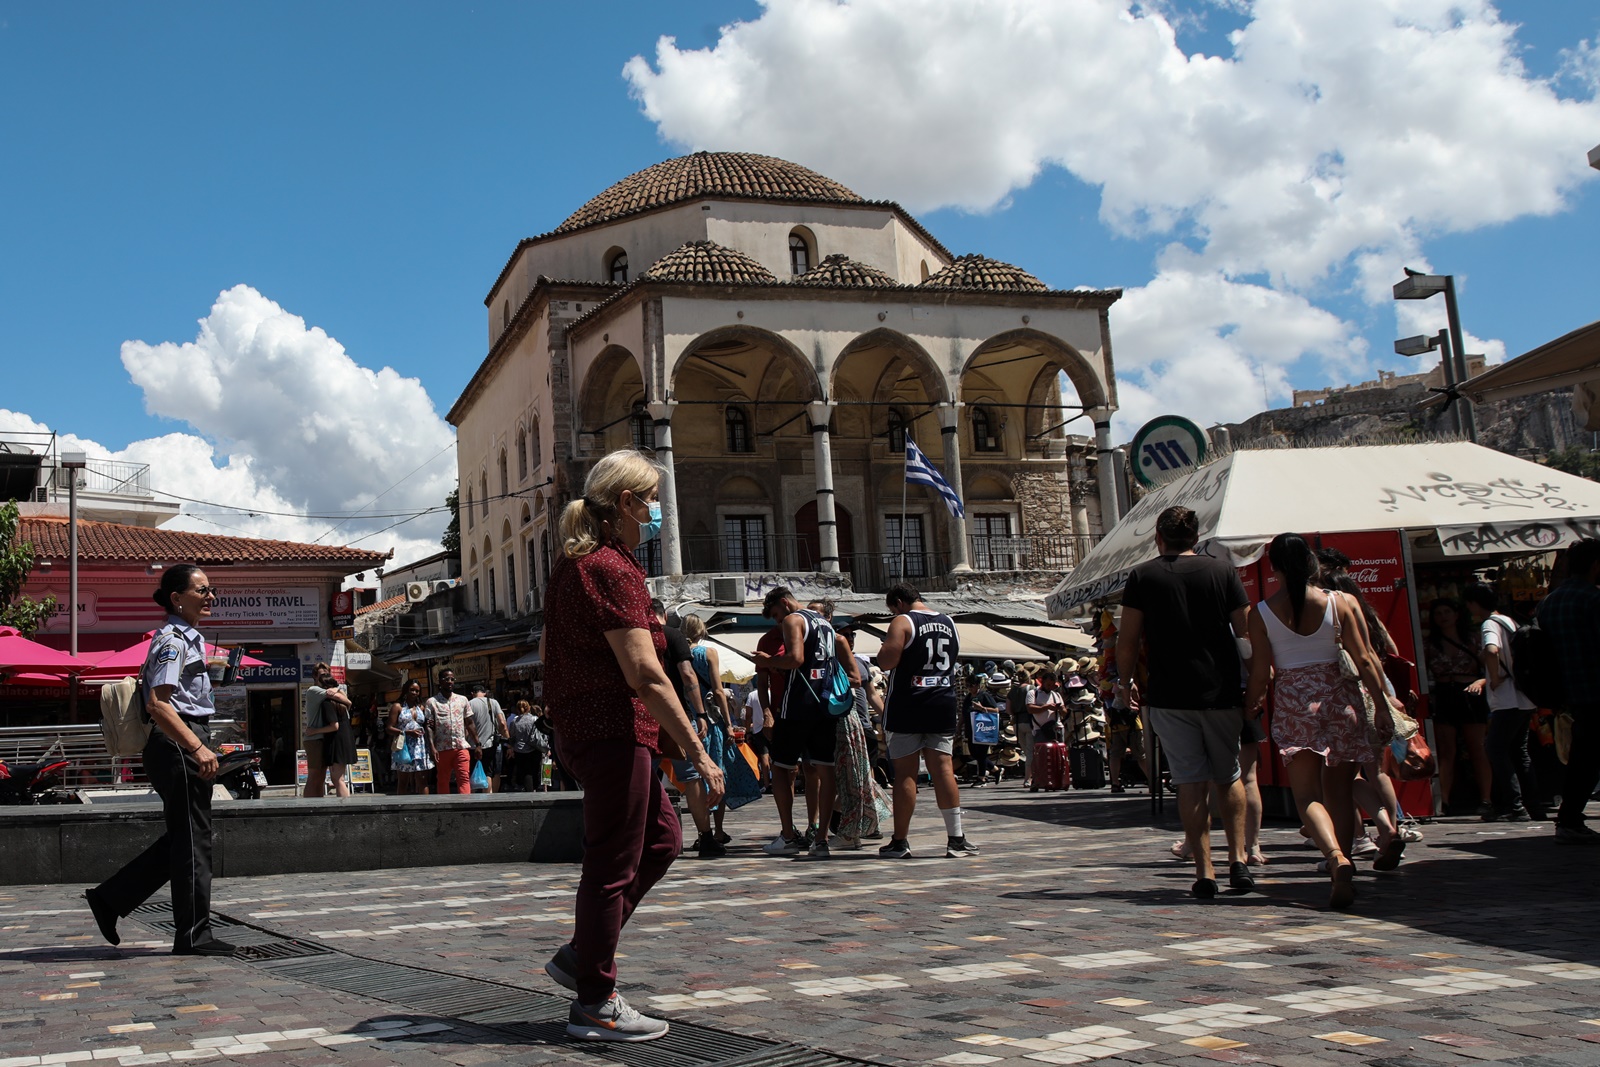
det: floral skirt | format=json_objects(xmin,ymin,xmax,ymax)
[{"xmin": 1271, "ymin": 662, "xmax": 1377, "ymax": 766}]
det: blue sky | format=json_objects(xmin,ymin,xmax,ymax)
[{"xmin": 1, "ymin": 0, "xmax": 1597, "ymax": 561}]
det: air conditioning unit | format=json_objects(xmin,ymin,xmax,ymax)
[
  {"xmin": 432, "ymin": 579, "xmax": 459, "ymax": 594},
  {"xmin": 406, "ymin": 581, "xmax": 431, "ymax": 603},
  {"xmin": 707, "ymin": 576, "xmax": 746, "ymax": 606},
  {"xmin": 426, "ymin": 607, "xmax": 455, "ymax": 635}
]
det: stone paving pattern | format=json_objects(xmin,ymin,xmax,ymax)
[{"xmin": 3, "ymin": 786, "xmax": 1599, "ymax": 1067}]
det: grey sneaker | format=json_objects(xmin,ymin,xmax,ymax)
[
  {"xmin": 544, "ymin": 943, "xmax": 578, "ymax": 991},
  {"xmin": 567, "ymin": 992, "xmax": 669, "ymax": 1042},
  {"xmin": 805, "ymin": 837, "xmax": 831, "ymax": 860},
  {"xmin": 762, "ymin": 831, "xmax": 802, "ymax": 856},
  {"xmin": 945, "ymin": 836, "xmax": 980, "ymax": 857},
  {"xmin": 878, "ymin": 838, "xmax": 912, "ymax": 859}
]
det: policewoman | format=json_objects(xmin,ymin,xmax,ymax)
[{"xmin": 86, "ymin": 564, "xmax": 236, "ymax": 956}]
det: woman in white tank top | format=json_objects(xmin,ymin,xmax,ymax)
[{"xmin": 1244, "ymin": 534, "xmax": 1402, "ymax": 910}]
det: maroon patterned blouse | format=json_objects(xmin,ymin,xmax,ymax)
[{"xmin": 542, "ymin": 540, "xmax": 664, "ymax": 750}]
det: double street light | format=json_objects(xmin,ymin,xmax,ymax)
[{"xmin": 1393, "ymin": 269, "xmax": 1477, "ymax": 442}]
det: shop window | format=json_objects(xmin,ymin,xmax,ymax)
[{"xmin": 725, "ymin": 406, "xmax": 752, "ymax": 452}]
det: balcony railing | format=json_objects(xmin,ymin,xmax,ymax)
[
  {"xmin": 53, "ymin": 458, "xmax": 153, "ymax": 497},
  {"xmin": 968, "ymin": 533, "xmax": 1097, "ymax": 572}
]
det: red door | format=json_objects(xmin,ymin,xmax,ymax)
[{"xmin": 795, "ymin": 501, "xmax": 854, "ymax": 570}]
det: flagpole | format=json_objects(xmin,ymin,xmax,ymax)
[{"xmin": 899, "ymin": 440, "xmax": 910, "ymax": 580}]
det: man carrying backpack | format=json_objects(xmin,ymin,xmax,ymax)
[
  {"xmin": 750, "ymin": 587, "xmax": 859, "ymax": 859},
  {"xmin": 1536, "ymin": 539, "xmax": 1600, "ymax": 844},
  {"xmin": 1463, "ymin": 584, "xmax": 1543, "ymax": 822}
]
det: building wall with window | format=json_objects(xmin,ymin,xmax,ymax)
[{"xmin": 452, "ymin": 152, "xmax": 1120, "ymax": 605}]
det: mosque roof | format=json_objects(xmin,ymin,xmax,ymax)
[
  {"xmin": 641, "ymin": 241, "xmax": 779, "ymax": 285},
  {"xmin": 920, "ymin": 254, "xmax": 1049, "ymax": 293},
  {"xmin": 791, "ymin": 254, "xmax": 897, "ymax": 288}
]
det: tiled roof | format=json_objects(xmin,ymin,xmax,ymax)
[
  {"xmin": 920, "ymin": 254, "xmax": 1048, "ymax": 293},
  {"xmin": 559, "ymin": 152, "xmax": 864, "ymax": 233},
  {"xmin": 791, "ymin": 254, "xmax": 897, "ymax": 288},
  {"xmin": 357, "ymin": 593, "xmax": 407, "ymax": 616},
  {"xmin": 18, "ymin": 516, "xmax": 390, "ymax": 567},
  {"xmin": 642, "ymin": 241, "xmax": 779, "ymax": 285}
]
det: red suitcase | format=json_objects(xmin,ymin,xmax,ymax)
[{"xmin": 1034, "ymin": 742, "xmax": 1071, "ymax": 790}]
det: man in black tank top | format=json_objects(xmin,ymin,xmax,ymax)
[{"xmin": 876, "ymin": 583, "xmax": 979, "ymax": 860}]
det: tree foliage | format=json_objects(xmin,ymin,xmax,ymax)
[
  {"xmin": 1544, "ymin": 447, "xmax": 1600, "ymax": 482},
  {"xmin": 0, "ymin": 500, "xmax": 56, "ymax": 637},
  {"xmin": 440, "ymin": 484, "xmax": 460, "ymax": 554}
]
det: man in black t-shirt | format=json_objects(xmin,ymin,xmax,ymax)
[
  {"xmin": 654, "ymin": 601, "xmax": 721, "ymax": 858},
  {"xmin": 1114, "ymin": 506, "xmax": 1253, "ymax": 899}
]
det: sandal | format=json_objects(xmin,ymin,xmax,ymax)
[
  {"xmin": 1372, "ymin": 834, "xmax": 1406, "ymax": 872},
  {"xmin": 1328, "ymin": 854, "xmax": 1357, "ymax": 910}
]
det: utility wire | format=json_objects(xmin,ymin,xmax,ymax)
[{"xmin": 311, "ymin": 442, "xmax": 456, "ymax": 544}]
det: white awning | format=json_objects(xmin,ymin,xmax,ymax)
[
  {"xmin": 708, "ymin": 630, "xmax": 764, "ymax": 656},
  {"xmin": 504, "ymin": 650, "xmax": 542, "ymax": 678},
  {"xmin": 1047, "ymin": 441, "xmax": 1600, "ymax": 617},
  {"xmin": 991, "ymin": 622, "xmax": 1096, "ymax": 652},
  {"xmin": 702, "ymin": 639, "xmax": 758, "ymax": 685}
]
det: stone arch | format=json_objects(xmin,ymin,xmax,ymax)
[
  {"xmin": 832, "ymin": 328, "xmax": 950, "ymax": 406},
  {"xmin": 520, "ymin": 502, "xmax": 532, "ymax": 526},
  {"xmin": 578, "ymin": 344, "xmax": 647, "ymax": 450},
  {"xmin": 967, "ymin": 472, "xmax": 1015, "ymax": 501},
  {"xmin": 669, "ymin": 325, "xmax": 823, "ymax": 402},
  {"xmin": 501, "ymin": 519, "xmax": 513, "ymax": 543},
  {"xmin": 719, "ymin": 474, "xmax": 769, "ymax": 501},
  {"xmin": 1023, "ymin": 363, "xmax": 1090, "ymax": 443},
  {"xmin": 834, "ymin": 328, "xmax": 949, "ymax": 454},
  {"xmin": 962, "ymin": 328, "xmax": 1108, "ymax": 413}
]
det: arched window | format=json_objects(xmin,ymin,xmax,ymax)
[
  {"xmin": 973, "ymin": 406, "xmax": 1001, "ymax": 452},
  {"xmin": 465, "ymin": 488, "xmax": 474, "ymax": 530},
  {"xmin": 887, "ymin": 408, "xmax": 907, "ymax": 454},
  {"xmin": 515, "ymin": 427, "xmax": 528, "ymax": 481},
  {"xmin": 479, "ymin": 471, "xmax": 489, "ymax": 514},
  {"xmin": 529, "ymin": 417, "xmax": 542, "ymax": 472},
  {"xmin": 609, "ymin": 251, "xmax": 629, "ymax": 284},
  {"xmin": 789, "ymin": 233, "xmax": 811, "ymax": 276},
  {"xmin": 725, "ymin": 406, "xmax": 752, "ymax": 452},
  {"xmin": 630, "ymin": 402, "xmax": 655, "ymax": 450},
  {"xmin": 498, "ymin": 449, "xmax": 508, "ymax": 496},
  {"xmin": 919, "ymin": 260, "xmax": 930, "ymax": 282},
  {"xmin": 502, "ymin": 300, "xmax": 510, "ymax": 330}
]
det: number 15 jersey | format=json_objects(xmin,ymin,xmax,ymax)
[{"xmin": 886, "ymin": 609, "xmax": 960, "ymax": 735}]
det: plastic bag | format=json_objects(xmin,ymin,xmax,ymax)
[{"xmin": 470, "ymin": 761, "xmax": 489, "ymax": 792}]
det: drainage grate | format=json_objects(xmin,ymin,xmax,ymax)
[{"xmin": 126, "ymin": 902, "xmax": 889, "ymax": 1067}]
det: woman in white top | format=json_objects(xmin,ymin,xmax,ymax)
[{"xmin": 1245, "ymin": 534, "xmax": 1402, "ymax": 910}]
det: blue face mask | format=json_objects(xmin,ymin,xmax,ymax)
[{"xmin": 638, "ymin": 501, "xmax": 662, "ymax": 544}]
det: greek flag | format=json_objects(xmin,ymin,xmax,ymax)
[{"xmin": 905, "ymin": 438, "xmax": 965, "ymax": 518}]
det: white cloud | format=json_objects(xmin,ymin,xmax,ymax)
[
  {"xmin": 626, "ymin": 0, "xmax": 1597, "ymax": 426},
  {"xmin": 2, "ymin": 285, "xmax": 456, "ymax": 568}
]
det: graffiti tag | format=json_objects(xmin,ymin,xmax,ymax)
[
  {"xmin": 1438, "ymin": 517, "xmax": 1600, "ymax": 556},
  {"xmin": 1377, "ymin": 472, "xmax": 1581, "ymax": 514}
]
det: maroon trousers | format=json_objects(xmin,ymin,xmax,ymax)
[{"xmin": 559, "ymin": 736, "xmax": 682, "ymax": 1004}]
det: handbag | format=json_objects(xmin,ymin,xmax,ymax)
[
  {"xmin": 1384, "ymin": 729, "xmax": 1436, "ymax": 781},
  {"xmin": 1332, "ymin": 592, "xmax": 1393, "ymax": 747}
]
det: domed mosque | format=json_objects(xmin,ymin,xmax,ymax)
[{"xmin": 448, "ymin": 151, "xmax": 1121, "ymax": 616}]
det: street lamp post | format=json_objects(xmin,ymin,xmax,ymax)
[
  {"xmin": 1395, "ymin": 331, "xmax": 1459, "ymax": 435},
  {"xmin": 60, "ymin": 452, "xmax": 87, "ymax": 718},
  {"xmin": 1393, "ymin": 271, "xmax": 1477, "ymax": 442}
]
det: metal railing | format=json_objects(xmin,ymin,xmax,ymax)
[
  {"xmin": 53, "ymin": 457, "xmax": 153, "ymax": 497},
  {"xmin": 0, "ymin": 724, "xmax": 148, "ymax": 788},
  {"xmin": 968, "ymin": 533, "xmax": 1097, "ymax": 572},
  {"xmin": 680, "ymin": 534, "xmax": 816, "ymax": 574},
  {"xmin": 842, "ymin": 552, "xmax": 952, "ymax": 594}
]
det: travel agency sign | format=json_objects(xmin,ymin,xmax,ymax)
[
  {"xmin": 208, "ymin": 587, "xmax": 322, "ymax": 629},
  {"xmin": 1130, "ymin": 415, "xmax": 1209, "ymax": 488}
]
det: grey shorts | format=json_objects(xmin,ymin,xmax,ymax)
[
  {"xmin": 887, "ymin": 731, "xmax": 955, "ymax": 761},
  {"xmin": 1146, "ymin": 707, "xmax": 1244, "ymax": 786}
]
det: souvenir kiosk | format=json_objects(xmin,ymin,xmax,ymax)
[{"xmin": 1047, "ymin": 441, "xmax": 1600, "ymax": 816}]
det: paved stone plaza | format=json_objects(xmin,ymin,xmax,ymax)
[{"xmin": 2, "ymin": 787, "xmax": 1598, "ymax": 1067}]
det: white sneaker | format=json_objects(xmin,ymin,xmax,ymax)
[
  {"xmin": 830, "ymin": 833, "xmax": 862, "ymax": 850},
  {"xmin": 567, "ymin": 992, "xmax": 668, "ymax": 1042},
  {"xmin": 1351, "ymin": 837, "xmax": 1379, "ymax": 859},
  {"xmin": 762, "ymin": 832, "xmax": 801, "ymax": 856}
]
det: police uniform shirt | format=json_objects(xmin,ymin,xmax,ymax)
[{"xmin": 145, "ymin": 615, "xmax": 214, "ymax": 719}]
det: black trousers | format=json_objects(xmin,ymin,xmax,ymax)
[
  {"xmin": 95, "ymin": 719, "xmax": 214, "ymax": 951},
  {"xmin": 1560, "ymin": 707, "xmax": 1600, "ymax": 828}
]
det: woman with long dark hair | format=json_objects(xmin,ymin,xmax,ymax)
[
  {"xmin": 1245, "ymin": 535, "xmax": 1402, "ymax": 909},
  {"xmin": 1424, "ymin": 599, "xmax": 1492, "ymax": 815}
]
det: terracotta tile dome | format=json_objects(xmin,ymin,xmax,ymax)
[
  {"xmin": 920, "ymin": 253, "xmax": 1048, "ymax": 292},
  {"xmin": 558, "ymin": 152, "xmax": 864, "ymax": 233},
  {"xmin": 642, "ymin": 241, "xmax": 778, "ymax": 285},
  {"xmin": 791, "ymin": 254, "xmax": 897, "ymax": 288}
]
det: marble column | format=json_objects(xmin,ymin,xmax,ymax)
[
  {"xmin": 647, "ymin": 401, "xmax": 683, "ymax": 576},
  {"xmin": 1090, "ymin": 407, "xmax": 1121, "ymax": 532},
  {"xmin": 938, "ymin": 402, "xmax": 971, "ymax": 572},
  {"xmin": 807, "ymin": 401, "xmax": 841, "ymax": 573}
]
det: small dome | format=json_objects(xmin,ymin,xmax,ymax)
[
  {"xmin": 642, "ymin": 241, "xmax": 778, "ymax": 285},
  {"xmin": 791, "ymin": 254, "xmax": 896, "ymax": 288},
  {"xmin": 559, "ymin": 152, "xmax": 864, "ymax": 233},
  {"xmin": 920, "ymin": 254, "xmax": 1048, "ymax": 293}
]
